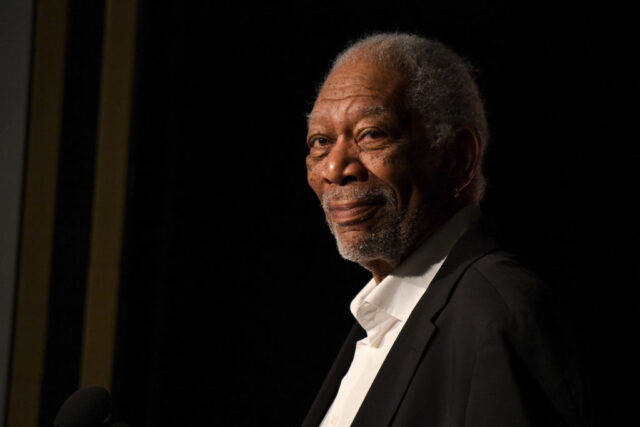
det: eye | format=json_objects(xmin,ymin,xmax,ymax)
[
  {"xmin": 361, "ymin": 129, "xmax": 383, "ymax": 140},
  {"xmin": 307, "ymin": 134, "xmax": 332, "ymax": 157},
  {"xmin": 357, "ymin": 128, "xmax": 388, "ymax": 148},
  {"xmin": 308, "ymin": 135, "xmax": 330, "ymax": 148}
]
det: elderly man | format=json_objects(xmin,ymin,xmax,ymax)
[{"xmin": 302, "ymin": 34, "xmax": 586, "ymax": 427}]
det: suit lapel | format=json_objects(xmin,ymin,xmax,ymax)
[
  {"xmin": 302, "ymin": 323, "xmax": 366, "ymax": 427},
  {"xmin": 352, "ymin": 225, "xmax": 499, "ymax": 427}
]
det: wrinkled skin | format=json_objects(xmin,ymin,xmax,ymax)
[{"xmin": 306, "ymin": 60, "xmax": 466, "ymax": 283}]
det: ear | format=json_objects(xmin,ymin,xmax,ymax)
[{"xmin": 451, "ymin": 128, "xmax": 480, "ymax": 194}]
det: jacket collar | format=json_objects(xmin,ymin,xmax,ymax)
[
  {"xmin": 352, "ymin": 223, "xmax": 499, "ymax": 426},
  {"xmin": 302, "ymin": 222, "xmax": 499, "ymax": 426}
]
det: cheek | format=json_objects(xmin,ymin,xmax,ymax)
[
  {"xmin": 364, "ymin": 150, "xmax": 414, "ymax": 205},
  {"xmin": 306, "ymin": 164, "xmax": 323, "ymax": 198},
  {"xmin": 364, "ymin": 147, "xmax": 406, "ymax": 174}
]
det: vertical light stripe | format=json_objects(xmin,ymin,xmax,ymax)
[
  {"xmin": 6, "ymin": 1, "xmax": 68, "ymax": 426},
  {"xmin": 0, "ymin": 0, "xmax": 35, "ymax": 421},
  {"xmin": 80, "ymin": 0, "xmax": 138, "ymax": 389}
]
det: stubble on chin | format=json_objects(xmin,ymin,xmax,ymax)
[{"xmin": 322, "ymin": 187, "xmax": 423, "ymax": 269}]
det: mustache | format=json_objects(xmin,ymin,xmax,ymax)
[{"xmin": 321, "ymin": 186, "xmax": 395, "ymax": 210}]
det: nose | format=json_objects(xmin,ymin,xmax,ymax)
[{"xmin": 321, "ymin": 138, "xmax": 368, "ymax": 185}]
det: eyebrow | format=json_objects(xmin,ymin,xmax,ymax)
[
  {"xmin": 306, "ymin": 105, "xmax": 390, "ymax": 125},
  {"xmin": 355, "ymin": 105, "xmax": 389, "ymax": 116}
]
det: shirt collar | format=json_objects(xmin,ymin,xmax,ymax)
[{"xmin": 350, "ymin": 205, "xmax": 481, "ymax": 345}]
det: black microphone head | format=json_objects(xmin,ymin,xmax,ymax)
[{"xmin": 54, "ymin": 386, "xmax": 111, "ymax": 427}]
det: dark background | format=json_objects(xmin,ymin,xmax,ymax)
[{"xmin": 40, "ymin": 1, "xmax": 640, "ymax": 425}]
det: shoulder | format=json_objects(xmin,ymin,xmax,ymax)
[
  {"xmin": 466, "ymin": 250, "xmax": 552, "ymax": 316},
  {"xmin": 446, "ymin": 250, "xmax": 577, "ymax": 373},
  {"xmin": 431, "ymin": 240, "xmax": 588, "ymax": 425},
  {"xmin": 434, "ymin": 221, "xmax": 555, "ymax": 324},
  {"xmin": 440, "ymin": 249, "xmax": 563, "ymax": 343},
  {"xmin": 461, "ymin": 252, "xmax": 587, "ymax": 425},
  {"xmin": 432, "ymin": 225, "xmax": 571, "ymax": 350}
]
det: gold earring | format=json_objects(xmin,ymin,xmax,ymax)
[{"xmin": 453, "ymin": 187, "xmax": 460, "ymax": 199}]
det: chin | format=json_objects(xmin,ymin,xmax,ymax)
[
  {"xmin": 330, "ymin": 207, "xmax": 427, "ymax": 269},
  {"xmin": 334, "ymin": 231, "xmax": 403, "ymax": 267}
]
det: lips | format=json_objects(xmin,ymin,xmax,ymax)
[{"xmin": 328, "ymin": 199, "xmax": 384, "ymax": 225}]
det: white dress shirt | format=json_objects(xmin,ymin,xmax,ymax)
[{"xmin": 320, "ymin": 205, "xmax": 481, "ymax": 427}]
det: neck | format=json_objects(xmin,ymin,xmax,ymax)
[
  {"xmin": 365, "ymin": 210, "xmax": 454, "ymax": 284},
  {"xmin": 366, "ymin": 260, "xmax": 395, "ymax": 285}
]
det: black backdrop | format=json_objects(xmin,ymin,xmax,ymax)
[{"xmin": 108, "ymin": 1, "xmax": 639, "ymax": 425}]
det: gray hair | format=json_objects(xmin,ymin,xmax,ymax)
[{"xmin": 325, "ymin": 33, "xmax": 489, "ymax": 201}]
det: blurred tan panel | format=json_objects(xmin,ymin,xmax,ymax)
[
  {"xmin": 80, "ymin": 0, "xmax": 138, "ymax": 390},
  {"xmin": 7, "ymin": 1, "xmax": 68, "ymax": 426}
]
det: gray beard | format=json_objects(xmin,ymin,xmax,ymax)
[{"xmin": 322, "ymin": 187, "xmax": 424, "ymax": 269}]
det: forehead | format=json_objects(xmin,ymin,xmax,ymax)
[{"xmin": 308, "ymin": 61, "xmax": 405, "ymax": 124}]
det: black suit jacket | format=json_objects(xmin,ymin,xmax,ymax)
[{"xmin": 303, "ymin": 225, "xmax": 588, "ymax": 427}]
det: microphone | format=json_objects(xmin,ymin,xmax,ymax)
[{"xmin": 54, "ymin": 386, "xmax": 128, "ymax": 427}]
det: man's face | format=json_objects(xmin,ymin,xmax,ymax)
[{"xmin": 306, "ymin": 60, "xmax": 447, "ymax": 270}]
